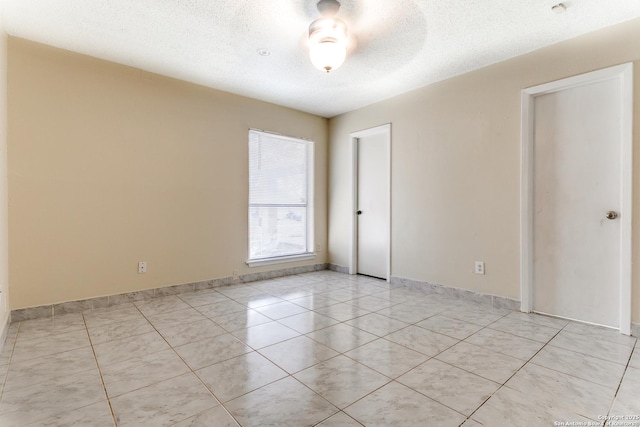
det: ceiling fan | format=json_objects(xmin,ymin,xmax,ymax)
[{"xmin": 308, "ymin": 0, "xmax": 349, "ymax": 73}]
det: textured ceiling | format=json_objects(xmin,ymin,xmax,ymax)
[{"xmin": 3, "ymin": 0, "xmax": 640, "ymax": 117}]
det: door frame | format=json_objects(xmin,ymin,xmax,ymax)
[
  {"xmin": 520, "ymin": 63, "xmax": 633, "ymax": 335},
  {"xmin": 349, "ymin": 123, "xmax": 391, "ymax": 281}
]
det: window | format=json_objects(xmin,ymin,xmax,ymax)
[{"xmin": 248, "ymin": 130, "xmax": 314, "ymax": 265}]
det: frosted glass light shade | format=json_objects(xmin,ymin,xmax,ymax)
[
  {"xmin": 309, "ymin": 41, "xmax": 347, "ymax": 73},
  {"xmin": 309, "ymin": 18, "xmax": 348, "ymax": 73}
]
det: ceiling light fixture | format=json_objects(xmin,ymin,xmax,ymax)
[{"xmin": 308, "ymin": 0, "xmax": 348, "ymax": 73}]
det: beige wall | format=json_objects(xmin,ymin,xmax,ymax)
[
  {"xmin": 7, "ymin": 18, "xmax": 640, "ymax": 325},
  {"xmin": 328, "ymin": 18, "xmax": 640, "ymax": 323},
  {"xmin": 0, "ymin": 19, "xmax": 8, "ymax": 328},
  {"xmin": 8, "ymin": 38, "xmax": 328, "ymax": 309}
]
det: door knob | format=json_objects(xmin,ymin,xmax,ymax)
[
  {"xmin": 357, "ymin": 210, "xmax": 362, "ymax": 215},
  {"xmin": 605, "ymin": 211, "xmax": 618, "ymax": 220}
]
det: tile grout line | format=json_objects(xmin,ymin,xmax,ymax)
[
  {"xmin": 0, "ymin": 322, "xmax": 20, "ymax": 399},
  {"xmin": 90, "ymin": 302, "xmax": 220, "ymax": 423},
  {"xmin": 410, "ymin": 311, "xmax": 520, "ymax": 390},
  {"xmin": 100, "ymin": 294, "xmax": 552, "ymax": 427},
  {"xmin": 334, "ymin": 339, "xmax": 477, "ymax": 421},
  {"xmin": 545, "ymin": 331, "xmax": 637, "ymax": 368},
  {"xmin": 130, "ymin": 302, "xmax": 231, "ymax": 425},
  {"xmin": 460, "ymin": 316, "xmax": 626, "ymax": 425},
  {"xmin": 205, "ymin": 278, "xmax": 395, "ymax": 424},
  {"xmin": 7, "ymin": 272, "xmax": 634, "ymax": 426},
  {"xmin": 405, "ymin": 308, "xmax": 516, "ymax": 424},
  {"xmin": 312, "ymin": 410, "xmax": 364, "ymax": 427},
  {"xmin": 299, "ymin": 298, "xmax": 515, "ymax": 425},
  {"xmin": 339, "ymin": 305, "xmax": 512, "ymax": 423},
  {"xmin": 0, "ymin": 272, "xmax": 355, "ymax": 425},
  {"xmin": 447, "ymin": 309, "xmax": 558, "ymax": 425},
  {"xmin": 281, "ymin": 374, "xmax": 344, "ymax": 423},
  {"xmin": 603, "ymin": 342, "xmax": 639, "ymax": 424},
  {"xmin": 81, "ymin": 313, "xmax": 119, "ymax": 427},
  {"xmin": 134, "ymin": 298, "xmax": 282, "ymax": 427}
]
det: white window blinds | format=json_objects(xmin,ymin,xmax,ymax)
[{"xmin": 248, "ymin": 130, "xmax": 313, "ymax": 260}]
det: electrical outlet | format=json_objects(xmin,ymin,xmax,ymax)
[
  {"xmin": 316, "ymin": 244, "xmax": 321, "ymax": 252},
  {"xmin": 474, "ymin": 261, "xmax": 485, "ymax": 275},
  {"xmin": 233, "ymin": 270, "xmax": 239, "ymax": 278},
  {"xmin": 138, "ymin": 261, "xmax": 147, "ymax": 274}
]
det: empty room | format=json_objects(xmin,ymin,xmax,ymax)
[{"xmin": 0, "ymin": 0, "xmax": 639, "ymax": 426}]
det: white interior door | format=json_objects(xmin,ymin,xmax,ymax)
[
  {"xmin": 353, "ymin": 126, "xmax": 390, "ymax": 279},
  {"xmin": 532, "ymin": 76, "xmax": 624, "ymax": 328}
]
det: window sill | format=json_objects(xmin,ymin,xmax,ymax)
[{"xmin": 246, "ymin": 253, "xmax": 316, "ymax": 268}]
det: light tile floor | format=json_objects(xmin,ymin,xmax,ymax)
[{"xmin": 0, "ymin": 270, "xmax": 638, "ymax": 426}]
